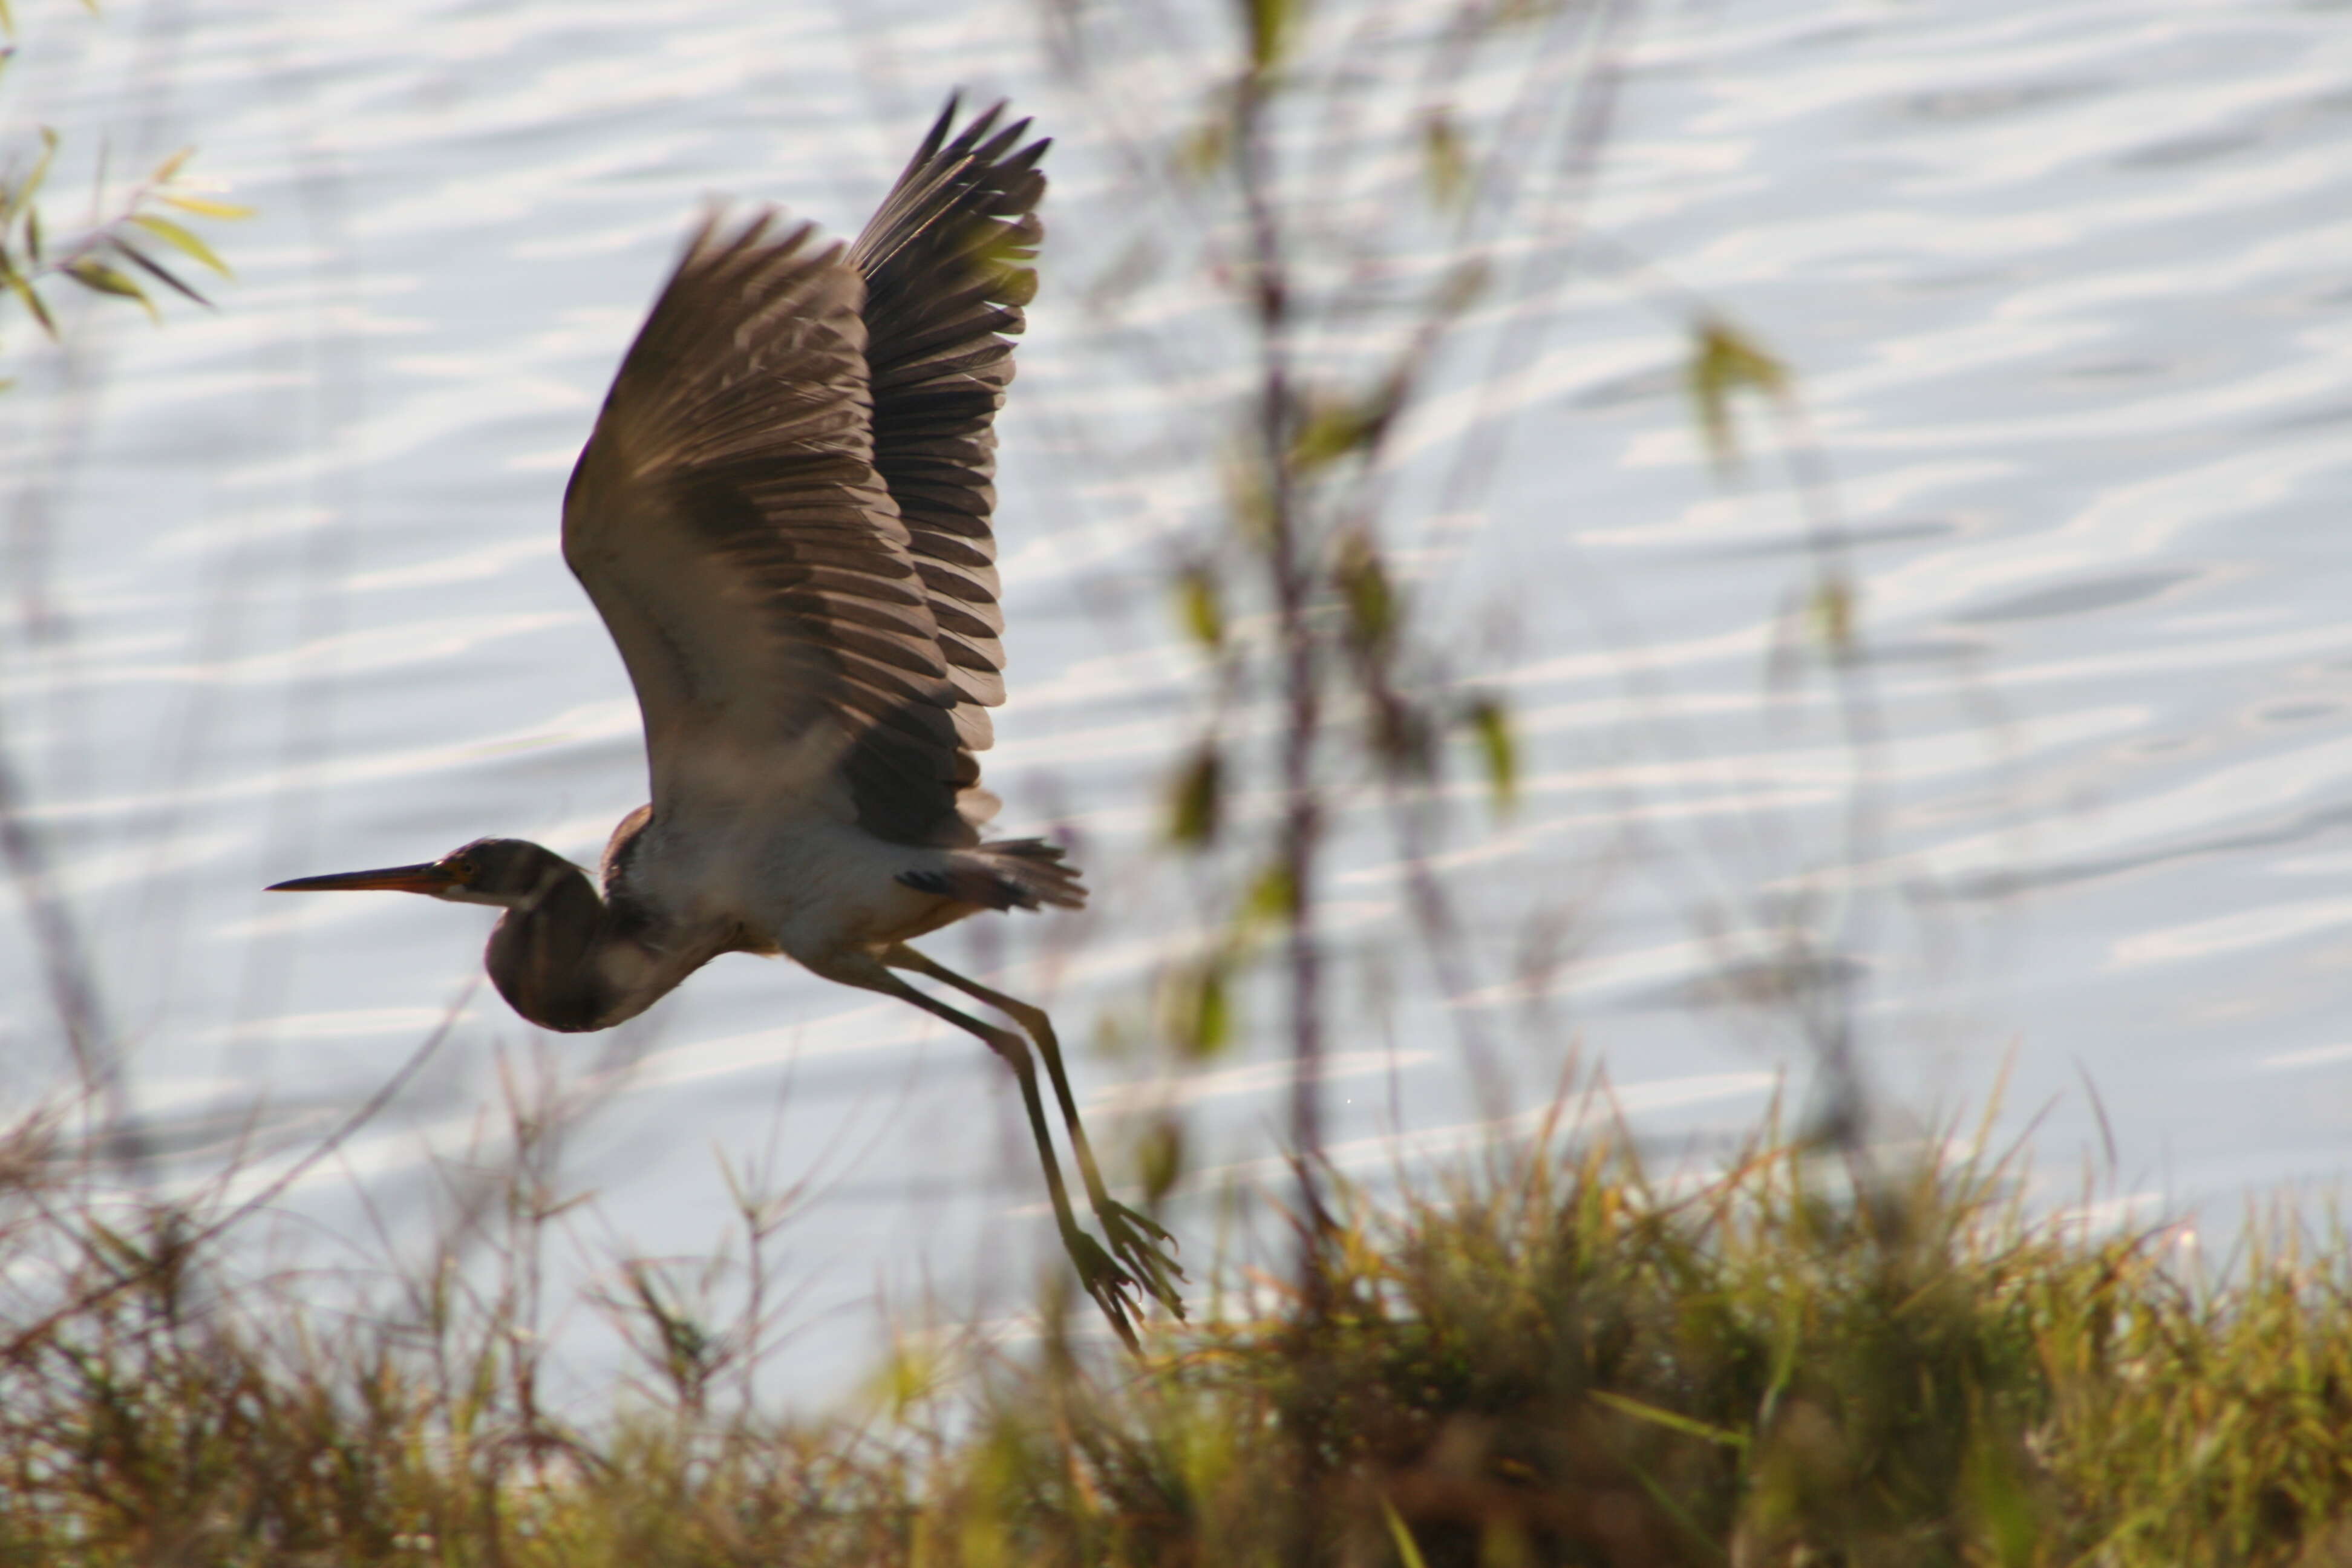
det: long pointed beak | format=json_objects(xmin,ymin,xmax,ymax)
[{"xmin": 267, "ymin": 861, "xmax": 460, "ymax": 895}]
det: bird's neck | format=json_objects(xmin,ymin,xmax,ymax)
[{"xmin": 483, "ymin": 864, "xmax": 657, "ymax": 1033}]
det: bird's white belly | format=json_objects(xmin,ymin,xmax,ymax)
[{"xmin": 632, "ymin": 814, "xmax": 947, "ymax": 965}]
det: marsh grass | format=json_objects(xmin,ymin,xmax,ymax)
[{"xmin": 3, "ymin": 1096, "xmax": 2351, "ymax": 1567}]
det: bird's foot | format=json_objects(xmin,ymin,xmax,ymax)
[
  {"xmin": 1094, "ymin": 1197, "xmax": 1186, "ymax": 1319},
  {"xmin": 1061, "ymin": 1226, "xmax": 1147, "ymax": 1350},
  {"xmin": 1056, "ymin": 1204, "xmax": 1184, "ymax": 1351}
]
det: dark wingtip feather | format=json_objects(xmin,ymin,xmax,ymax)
[
  {"xmin": 944, "ymin": 98, "xmax": 1012, "ymax": 158},
  {"xmin": 915, "ymin": 93, "xmax": 961, "ymax": 165}
]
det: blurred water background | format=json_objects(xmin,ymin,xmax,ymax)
[{"xmin": 2, "ymin": 0, "xmax": 2349, "ymax": 1397}]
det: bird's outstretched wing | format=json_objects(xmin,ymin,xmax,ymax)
[
  {"xmin": 563, "ymin": 214, "xmax": 984, "ymax": 846},
  {"xmin": 849, "ymin": 99, "xmax": 1049, "ymax": 808}
]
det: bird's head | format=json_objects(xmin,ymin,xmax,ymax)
[{"xmin": 268, "ymin": 838, "xmax": 577, "ymax": 912}]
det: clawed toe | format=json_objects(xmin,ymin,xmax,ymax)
[
  {"xmin": 1062, "ymin": 1229, "xmax": 1146, "ymax": 1348},
  {"xmin": 1097, "ymin": 1201, "xmax": 1186, "ymax": 1318},
  {"xmin": 1105, "ymin": 1198, "xmax": 1176, "ymax": 1246},
  {"xmin": 1054, "ymin": 1202, "xmax": 1186, "ymax": 1348}
]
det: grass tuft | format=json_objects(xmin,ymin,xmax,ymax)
[{"xmin": 4, "ymin": 1102, "xmax": 2352, "ymax": 1564}]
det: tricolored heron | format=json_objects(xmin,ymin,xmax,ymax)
[{"xmin": 269, "ymin": 100, "xmax": 1180, "ymax": 1344}]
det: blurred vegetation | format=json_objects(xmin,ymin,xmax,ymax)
[
  {"xmin": 6, "ymin": 1100, "xmax": 2352, "ymax": 1564},
  {"xmin": 1050, "ymin": 0, "xmax": 1664, "ymax": 1295},
  {"xmin": 0, "ymin": 3, "xmax": 242, "ymax": 371},
  {"xmin": 1, "ymin": 2, "xmax": 248, "ymax": 1206},
  {"xmin": 1049, "ymin": 0, "xmax": 1886, "ymax": 1295}
]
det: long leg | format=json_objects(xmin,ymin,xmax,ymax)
[
  {"xmin": 805, "ymin": 950, "xmax": 1153, "ymax": 1347},
  {"xmin": 883, "ymin": 942, "xmax": 1183, "ymax": 1315}
]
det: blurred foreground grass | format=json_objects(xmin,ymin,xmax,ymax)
[{"xmin": 4, "ymin": 1103, "xmax": 2351, "ymax": 1567}]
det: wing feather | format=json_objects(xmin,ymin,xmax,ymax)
[
  {"xmin": 563, "ymin": 214, "xmax": 982, "ymax": 846},
  {"xmin": 563, "ymin": 100, "xmax": 1048, "ymax": 852},
  {"xmin": 849, "ymin": 98, "xmax": 1048, "ymax": 737}
]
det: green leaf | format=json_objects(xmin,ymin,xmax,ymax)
[
  {"xmin": 64, "ymin": 258, "xmax": 157, "ymax": 321},
  {"xmin": 1465, "ymin": 694, "xmax": 1517, "ymax": 814},
  {"xmin": 6, "ymin": 269, "xmax": 57, "ymax": 339},
  {"xmin": 1241, "ymin": 0, "xmax": 1295, "ymax": 71},
  {"xmin": 154, "ymin": 192, "xmax": 255, "ymax": 221},
  {"xmin": 1334, "ymin": 531, "xmax": 1396, "ymax": 657},
  {"xmin": 2, "ymin": 126, "xmax": 57, "ymax": 226},
  {"xmin": 1291, "ymin": 396, "xmax": 1370, "ymax": 472},
  {"xmin": 1588, "ymin": 1389, "xmax": 1750, "ymax": 1449},
  {"xmin": 1160, "ymin": 959, "xmax": 1233, "ymax": 1061},
  {"xmin": 1422, "ymin": 111, "xmax": 1469, "ymax": 211},
  {"xmin": 1168, "ymin": 743, "xmax": 1222, "ymax": 848},
  {"xmin": 1224, "ymin": 449, "xmax": 1276, "ymax": 550},
  {"xmin": 1963, "ymin": 1420, "xmax": 2042, "ymax": 1568},
  {"xmin": 114, "ymin": 242, "xmax": 211, "ymax": 307},
  {"xmin": 1809, "ymin": 575, "xmax": 1856, "ymax": 657},
  {"xmin": 1177, "ymin": 116, "xmax": 1232, "ymax": 182},
  {"xmin": 128, "ymin": 213, "xmax": 228, "ymax": 275},
  {"xmin": 1295, "ymin": 376, "xmax": 1408, "ymax": 475},
  {"xmin": 1178, "ymin": 963, "xmax": 1229, "ymax": 1059},
  {"xmin": 1687, "ymin": 316, "xmax": 1786, "ymax": 472},
  {"xmin": 1175, "ymin": 565, "xmax": 1224, "ymax": 648},
  {"xmin": 1242, "ymin": 862, "xmax": 1295, "ymax": 928},
  {"xmin": 1380, "ymin": 1495, "xmax": 1432, "ymax": 1568},
  {"xmin": 865, "ymin": 1339, "xmax": 941, "ymax": 1423},
  {"xmin": 1137, "ymin": 1116, "xmax": 1185, "ymax": 1206}
]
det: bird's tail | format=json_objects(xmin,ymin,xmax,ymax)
[
  {"xmin": 986, "ymin": 838, "xmax": 1086, "ymax": 910},
  {"xmin": 900, "ymin": 838, "xmax": 1086, "ymax": 913}
]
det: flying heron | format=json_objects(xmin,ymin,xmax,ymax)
[{"xmin": 269, "ymin": 100, "xmax": 1181, "ymax": 1344}]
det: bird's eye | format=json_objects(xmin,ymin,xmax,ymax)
[{"xmin": 443, "ymin": 856, "xmax": 476, "ymax": 881}]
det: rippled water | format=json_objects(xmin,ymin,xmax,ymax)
[{"xmin": 3, "ymin": 0, "xmax": 2350, "ymax": 1391}]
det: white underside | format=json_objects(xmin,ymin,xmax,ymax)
[{"xmin": 629, "ymin": 808, "xmax": 967, "ymax": 966}]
